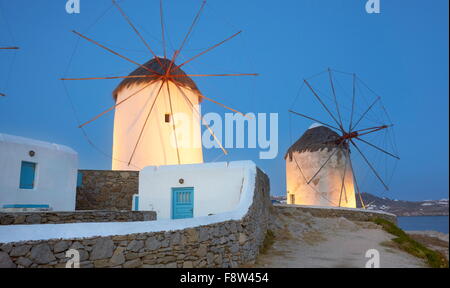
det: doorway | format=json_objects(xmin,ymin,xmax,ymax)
[{"xmin": 172, "ymin": 187, "xmax": 194, "ymax": 219}]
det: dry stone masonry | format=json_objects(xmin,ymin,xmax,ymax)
[
  {"xmin": 0, "ymin": 169, "xmax": 271, "ymax": 268},
  {"xmin": 76, "ymin": 170, "xmax": 138, "ymax": 210},
  {"xmin": 0, "ymin": 211, "xmax": 156, "ymax": 225}
]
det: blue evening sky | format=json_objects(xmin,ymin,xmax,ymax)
[{"xmin": 0, "ymin": 0, "xmax": 448, "ymax": 201}]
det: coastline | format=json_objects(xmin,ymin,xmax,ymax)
[
  {"xmin": 398, "ymin": 215, "xmax": 449, "ymax": 234},
  {"xmin": 395, "ymin": 213, "xmax": 449, "ymax": 217}
]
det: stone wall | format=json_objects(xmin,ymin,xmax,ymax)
[
  {"xmin": 0, "ymin": 169, "xmax": 271, "ymax": 268},
  {"xmin": 0, "ymin": 211, "xmax": 156, "ymax": 226},
  {"xmin": 76, "ymin": 170, "xmax": 138, "ymax": 211},
  {"xmin": 274, "ymin": 204, "xmax": 397, "ymax": 223}
]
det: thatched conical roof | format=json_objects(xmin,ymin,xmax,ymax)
[
  {"xmin": 113, "ymin": 57, "xmax": 202, "ymax": 101},
  {"xmin": 285, "ymin": 125, "xmax": 348, "ymax": 160}
]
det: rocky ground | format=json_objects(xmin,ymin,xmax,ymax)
[
  {"xmin": 407, "ymin": 231, "xmax": 449, "ymax": 261},
  {"xmin": 251, "ymin": 208, "xmax": 437, "ymax": 268}
]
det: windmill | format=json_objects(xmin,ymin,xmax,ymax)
[
  {"xmin": 62, "ymin": 0, "xmax": 257, "ymax": 170},
  {"xmin": 0, "ymin": 46, "xmax": 19, "ymax": 97},
  {"xmin": 287, "ymin": 68, "xmax": 399, "ymax": 208}
]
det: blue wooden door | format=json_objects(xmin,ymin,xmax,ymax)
[
  {"xmin": 20, "ymin": 161, "xmax": 36, "ymax": 189},
  {"xmin": 172, "ymin": 187, "xmax": 194, "ymax": 219}
]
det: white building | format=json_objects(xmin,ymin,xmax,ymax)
[
  {"xmin": 112, "ymin": 57, "xmax": 204, "ymax": 171},
  {"xmin": 138, "ymin": 161, "xmax": 254, "ymax": 219},
  {"xmin": 0, "ymin": 133, "xmax": 78, "ymax": 211},
  {"xmin": 285, "ymin": 124, "xmax": 356, "ymax": 208}
]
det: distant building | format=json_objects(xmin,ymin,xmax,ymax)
[
  {"xmin": 270, "ymin": 195, "xmax": 286, "ymax": 205},
  {"xmin": 285, "ymin": 124, "xmax": 356, "ymax": 208},
  {"xmin": 0, "ymin": 133, "xmax": 78, "ymax": 211}
]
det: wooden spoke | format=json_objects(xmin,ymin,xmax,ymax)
[
  {"xmin": 128, "ymin": 80, "xmax": 166, "ymax": 165},
  {"xmin": 174, "ymin": 82, "xmax": 228, "ymax": 155},
  {"xmin": 175, "ymin": 31, "xmax": 242, "ymax": 70},
  {"xmin": 61, "ymin": 73, "xmax": 258, "ymax": 81},
  {"xmin": 174, "ymin": 0, "xmax": 207, "ymax": 63},
  {"xmin": 112, "ymin": 0, "xmax": 164, "ymax": 68},
  {"xmin": 166, "ymin": 81, "xmax": 181, "ymax": 164},
  {"xmin": 355, "ymin": 136, "xmax": 400, "ymax": 160},
  {"xmin": 307, "ymin": 143, "xmax": 342, "ymax": 185},
  {"xmin": 328, "ymin": 68, "xmax": 344, "ymax": 131},
  {"xmin": 353, "ymin": 125, "xmax": 392, "ymax": 133},
  {"xmin": 291, "ymin": 154, "xmax": 338, "ymax": 206},
  {"xmin": 351, "ymin": 96, "xmax": 381, "ymax": 131},
  {"xmin": 350, "ymin": 139, "xmax": 389, "ymax": 191},
  {"xmin": 356, "ymin": 182, "xmax": 366, "ymax": 209},
  {"xmin": 304, "ymin": 79, "xmax": 344, "ymax": 132},
  {"xmin": 61, "ymin": 75, "xmax": 160, "ymax": 81},
  {"xmin": 347, "ymin": 148, "xmax": 366, "ymax": 209},
  {"xmin": 194, "ymin": 93, "xmax": 250, "ymax": 119},
  {"xmin": 173, "ymin": 73, "xmax": 258, "ymax": 77},
  {"xmin": 338, "ymin": 146, "xmax": 349, "ymax": 207},
  {"xmin": 166, "ymin": 50, "xmax": 179, "ymax": 75},
  {"xmin": 355, "ymin": 125, "xmax": 391, "ymax": 137},
  {"xmin": 288, "ymin": 109, "xmax": 341, "ymax": 131},
  {"xmin": 72, "ymin": 30, "xmax": 160, "ymax": 75},
  {"xmin": 358, "ymin": 193, "xmax": 367, "ymax": 209},
  {"xmin": 78, "ymin": 79, "xmax": 160, "ymax": 128},
  {"xmin": 349, "ymin": 73, "xmax": 356, "ymax": 132},
  {"xmin": 160, "ymin": 0, "xmax": 167, "ymax": 59}
]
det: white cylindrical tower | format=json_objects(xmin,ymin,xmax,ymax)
[
  {"xmin": 112, "ymin": 58, "xmax": 203, "ymax": 170},
  {"xmin": 285, "ymin": 124, "xmax": 356, "ymax": 208}
]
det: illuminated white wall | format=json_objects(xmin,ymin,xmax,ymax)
[
  {"xmin": 112, "ymin": 80, "xmax": 203, "ymax": 170},
  {"xmin": 139, "ymin": 161, "xmax": 251, "ymax": 219},
  {"xmin": 286, "ymin": 148, "xmax": 356, "ymax": 208},
  {"xmin": 0, "ymin": 133, "xmax": 78, "ymax": 211}
]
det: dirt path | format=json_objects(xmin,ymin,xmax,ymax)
[{"xmin": 251, "ymin": 209, "xmax": 427, "ymax": 268}]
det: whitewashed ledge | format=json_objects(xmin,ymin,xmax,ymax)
[{"xmin": 273, "ymin": 204, "xmax": 397, "ymax": 223}]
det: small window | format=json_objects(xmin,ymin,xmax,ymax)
[
  {"xmin": 20, "ymin": 161, "xmax": 36, "ymax": 189},
  {"xmin": 77, "ymin": 172, "xmax": 83, "ymax": 188},
  {"xmin": 290, "ymin": 194, "xmax": 295, "ymax": 204},
  {"xmin": 165, "ymin": 113, "xmax": 171, "ymax": 123},
  {"xmin": 132, "ymin": 194, "xmax": 139, "ymax": 211}
]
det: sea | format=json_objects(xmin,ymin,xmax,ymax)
[{"xmin": 397, "ymin": 216, "xmax": 449, "ymax": 234}]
